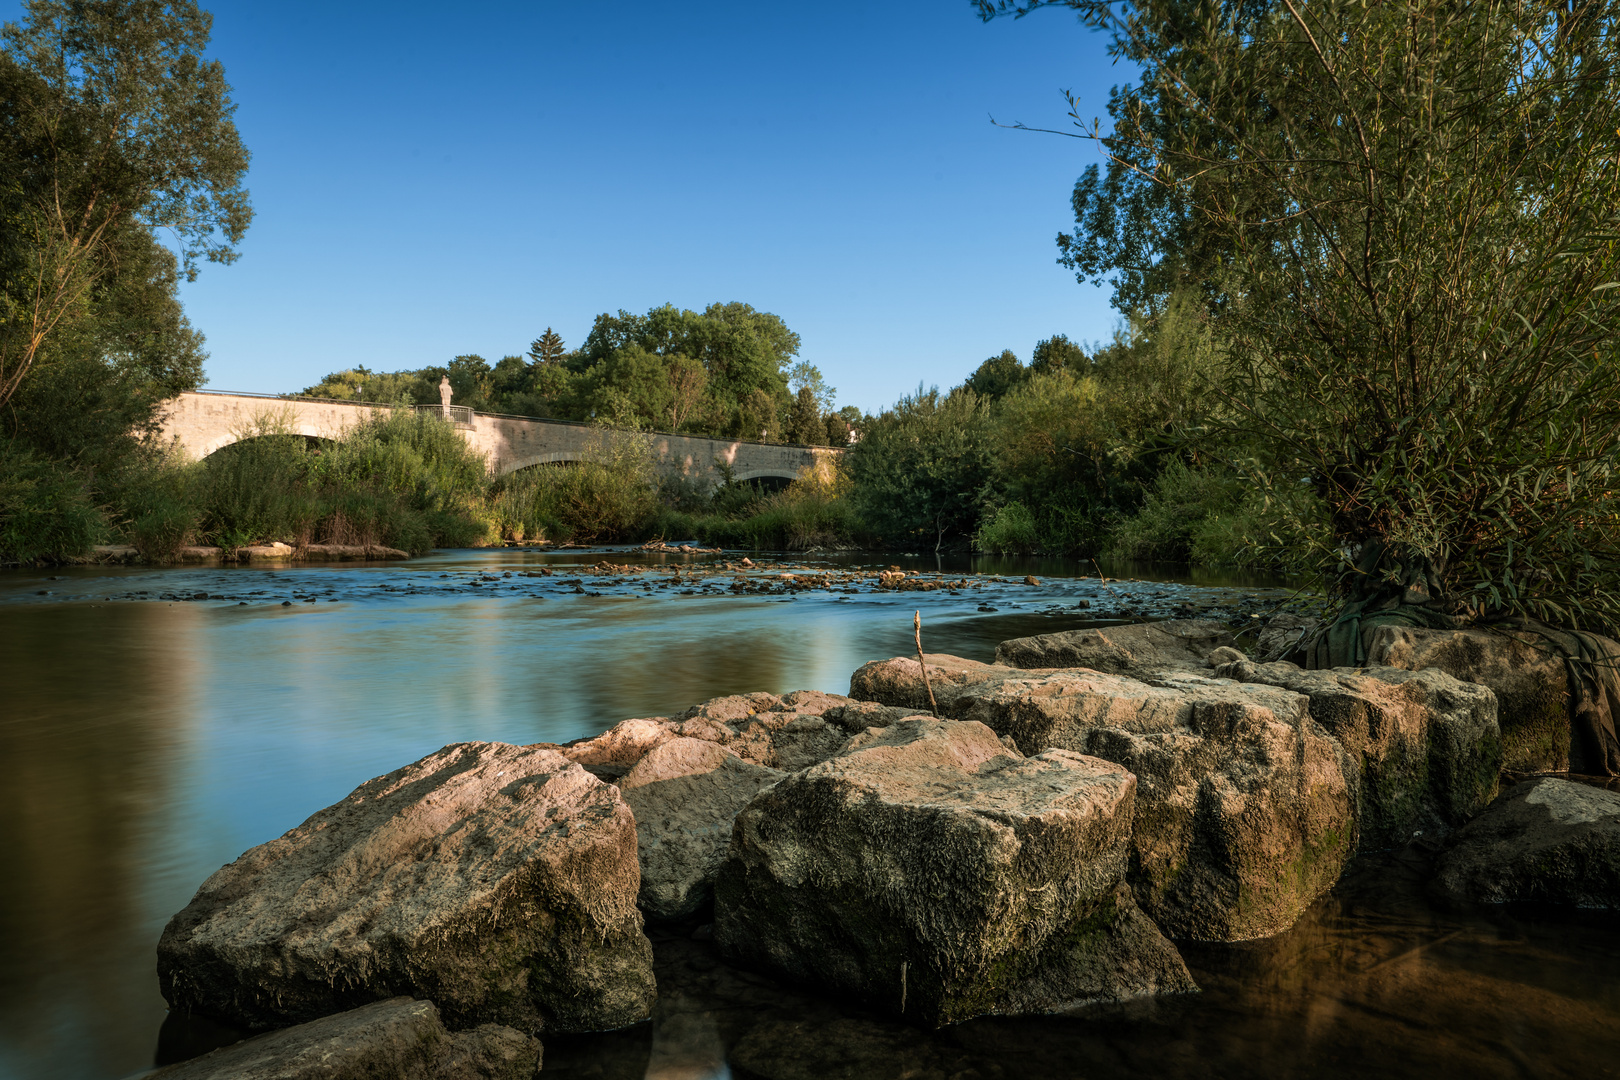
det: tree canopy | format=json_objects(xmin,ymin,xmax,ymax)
[
  {"xmin": 300, "ymin": 301, "xmax": 848, "ymax": 445},
  {"xmin": 0, "ymin": 0, "xmax": 250, "ymax": 453},
  {"xmin": 982, "ymin": 0, "xmax": 1620, "ymax": 633}
]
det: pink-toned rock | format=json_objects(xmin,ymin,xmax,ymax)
[
  {"xmin": 158, "ymin": 742, "xmax": 655, "ymax": 1035},
  {"xmin": 1364, "ymin": 625, "xmax": 1573, "ymax": 773},
  {"xmin": 620, "ymin": 738, "xmax": 787, "ymax": 921},
  {"xmin": 563, "ymin": 717, "xmax": 675, "ymax": 778}
]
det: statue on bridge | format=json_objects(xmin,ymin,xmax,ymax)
[{"xmin": 438, "ymin": 376, "xmax": 453, "ymax": 410}]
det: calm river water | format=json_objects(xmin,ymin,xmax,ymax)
[{"xmin": 1, "ymin": 548, "xmax": 1616, "ymax": 1080}]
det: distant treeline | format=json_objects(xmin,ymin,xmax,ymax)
[
  {"xmin": 299, "ymin": 302, "xmax": 863, "ymax": 448},
  {"xmin": 843, "ymin": 292, "xmax": 1325, "ymax": 568}
]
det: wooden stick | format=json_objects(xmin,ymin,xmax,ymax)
[{"xmin": 915, "ymin": 611, "xmax": 939, "ymax": 717}]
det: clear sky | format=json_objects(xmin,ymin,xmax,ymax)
[{"xmin": 17, "ymin": 1, "xmax": 1129, "ymax": 413}]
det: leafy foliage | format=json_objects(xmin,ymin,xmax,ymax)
[
  {"xmin": 847, "ymin": 386, "xmax": 993, "ymax": 551},
  {"xmin": 297, "ymin": 302, "xmax": 848, "ymax": 445},
  {"xmin": 983, "ymin": 0, "xmax": 1620, "ymax": 629},
  {"xmin": 0, "ymin": 0, "xmax": 250, "ymax": 411}
]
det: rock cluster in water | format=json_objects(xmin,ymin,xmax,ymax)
[{"xmin": 151, "ymin": 614, "xmax": 1620, "ymax": 1077}]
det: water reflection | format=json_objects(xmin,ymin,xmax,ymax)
[
  {"xmin": 0, "ymin": 605, "xmax": 200, "ymax": 1080},
  {"xmin": 539, "ymin": 850, "xmax": 1620, "ymax": 1080}
]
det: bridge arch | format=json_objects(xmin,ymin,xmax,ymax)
[
  {"xmin": 498, "ymin": 451, "xmax": 589, "ymax": 475},
  {"xmin": 194, "ymin": 430, "xmax": 338, "ymax": 459},
  {"xmin": 730, "ymin": 467, "xmax": 800, "ymax": 484}
]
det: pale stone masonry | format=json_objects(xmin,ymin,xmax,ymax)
[{"xmin": 156, "ymin": 390, "xmax": 840, "ymax": 487}]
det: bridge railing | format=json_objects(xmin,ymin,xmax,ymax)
[{"xmin": 413, "ymin": 404, "xmax": 474, "ymax": 428}]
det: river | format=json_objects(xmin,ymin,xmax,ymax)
[{"xmin": 0, "ymin": 549, "xmax": 1615, "ymax": 1079}]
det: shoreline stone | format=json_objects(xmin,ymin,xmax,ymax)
[
  {"xmin": 850, "ymin": 655, "xmax": 1356, "ymax": 941},
  {"xmin": 157, "ymin": 741, "xmax": 655, "ymax": 1035},
  {"xmin": 994, "ymin": 619, "xmax": 1237, "ymax": 679},
  {"xmin": 620, "ymin": 738, "xmax": 787, "ymax": 922},
  {"xmin": 1216, "ymin": 659, "xmax": 1501, "ymax": 849},
  {"xmin": 1432, "ymin": 777, "xmax": 1620, "ymax": 907},
  {"xmin": 714, "ymin": 718, "xmax": 1195, "ymax": 1025},
  {"xmin": 147, "ymin": 997, "xmax": 541, "ymax": 1080},
  {"xmin": 562, "ymin": 692, "xmax": 929, "ymax": 922},
  {"xmin": 1363, "ymin": 625, "xmax": 1570, "ymax": 772}
]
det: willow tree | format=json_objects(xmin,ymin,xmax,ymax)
[{"xmin": 984, "ymin": 0, "xmax": 1620, "ymax": 637}]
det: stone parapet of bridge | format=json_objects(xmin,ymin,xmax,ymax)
[{"xmin": 156, "ymin": 391, "xmax": 840, "ymax": 487}]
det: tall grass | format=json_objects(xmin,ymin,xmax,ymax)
[{"xmin": 669, "ymin": 458, "xmax": 863, "ymax": 550}]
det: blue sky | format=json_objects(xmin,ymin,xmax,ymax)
[{"xmin": 28, "ymin": 1, "xmax": 1129, "ymax": 413}]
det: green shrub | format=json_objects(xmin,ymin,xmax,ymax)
[
  {"xmin": 679, "ymin": 460, "xmax": 863, "ymax": 550},
  {"xmin": 195, "ymin": 433, "xmax": 316, "ymax": 549},
  {"xmin": 488, "ymin": 429, "xmax": 659, "ymax": 544},
  {"xmin": 974, "ymin": 502, "xmax": 1041, "ymax": 554},
  {"xmin": 128, "ymin": 503, "xmax": 196, "ymax": 563},
  {"xmin": 0, "ymin": 444, "xmax": 104, "ymax": 563},
  {"xmin": 1109, "ymin": 460, "xmax": 1328, "ymax": 572}
]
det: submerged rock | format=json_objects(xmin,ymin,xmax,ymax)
[
  {"xmin": 158, "ymin": 742, "xmax": 655, "ymax": 1035},
  {"xmin": 1364, "ymin": 625, "xmax": 1570, "ymax": 773},
  {"xmin": 1215, "ymin": 659, "xmax": 1501, "ymax": 848},
  {"xmin": 994, "ymin": 619, "xmax": 1237, "ymax": 678},
  {"xmin": 715, "ymin": 717, "xmax": 1195, "ymax": 1026},
  {"xmin": 147, "ymin": 997, "xmax": 541, "ymax": 1080},
  {"xmin": 620, "ymin": 738, "xmax": 787, "ymax": 922},
  {"xmin": 1432, "ymin": 777, "xmax": 1620, "ymax": 907},
  {"xmin": 850, "ymin": 655, "xmax": 1356, "ymax": 941}
]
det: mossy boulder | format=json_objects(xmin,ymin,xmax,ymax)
[
  {"xmin": 850, "ymin": 656, "xmax": 1356, "ymax": 941},
  {"xmin": 147, "ymin": 997, "xmax": 541, "ymax": 1079},
  {"xmin": 157, "ymin": 742, "xmax": 655, "ymax": 1035},
  {"xmin": 1432, "ymin": 777, "xmax": 1620, "ymax": 907},
  {"xmin": 1366, "ymin": 625, "xmax": 1569, "ymax": 772},
  {"xmin": 1214, "ymin": 660, "xmax": 1501, "ymax": 849},
  {"xmin": 994, "ymin": 619, "xmax": 1237, "ymax": 678},
  {"xmin": 714, "ymin": 718, "xmax": 1195, "ymax": 1026}
]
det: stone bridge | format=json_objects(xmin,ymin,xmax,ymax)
[{"xmin": 156, "ymin": 391, "xmax": 840, "ymax": 487}]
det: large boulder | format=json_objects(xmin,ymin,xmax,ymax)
[
  {"xmin": 715, "ymin": 717, "xmax": 1196, "ymax": 1026},
  {"xmin": 148, "ymin": 998, "xmax": 541, "ymax": 1080},
  {"xmin": 850, "ymin": 656, "xmax": 1356, "ymax": 941},
  {"xmin": 1215, "ymin": 659, "xmax": 1501, "ymax": 848},
  {"xmin": 619, "ymin": 738, "xmax": 787, "ymax": 922},
  {"xmin": 1432, "ymin": 777, "xmax": 1620, "ymax": 907},
  {"xmin": 1364, "ymin": 625, "xmax": 1569, "ymax": 772},
  {"xmin": 994, "ymin": 619, "xmax": 1236, "ymax": 678},
  {"xmin": 158, "ymin": 742, "xmax": 656, "ymax": 1035}
]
